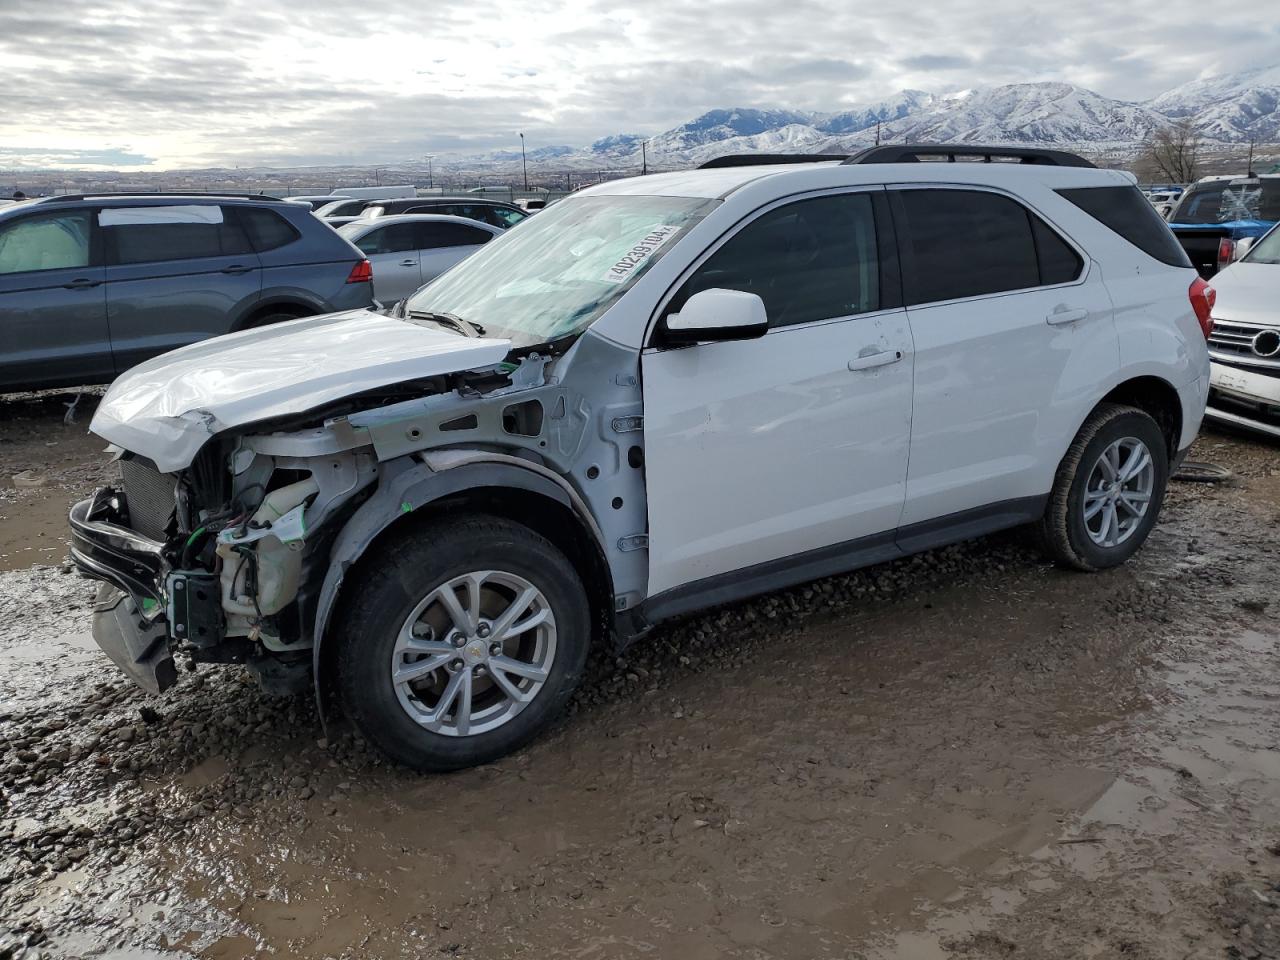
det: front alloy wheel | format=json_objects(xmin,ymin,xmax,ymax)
[
  {"xmin": 335, "ymin": 516, "xmax": 590, "ymax": 771},
  {"xmin": 391, "ymin": 570, "xmax": 557, "ymax": 737}
]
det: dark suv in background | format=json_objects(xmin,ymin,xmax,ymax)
[
  {"xmin": 0, "ymin": 193, "xmax": 374, "ymax": 392},
  {"xmin": 359, "ymin": 198, "xmax": 529, "ymax": 229}
]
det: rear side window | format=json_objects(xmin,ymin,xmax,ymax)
[
  {"xmin": 895, "ymin": 190, "xmax": 1041, "ymax": 305},
  {"xmin": 101, "ymin": 205, "xmax": 251, "ymax": 265},
  {"xmin": 671, "ymin": 192, "xmax": 881, "ymax": 328},
  {"xmin": 1056, "ymin": 186, "xmax": 1191, "ymax": 268},
  {"xmin": 416, "ymin": 223, "xmax": 494, "ymax": 248},
  {"xmin": 238, "ymin": 208, "xmax": 300, "ymax": 252},
  {"xmin": 355, "ymin": 223, "xmax": 419, "ymax": 255},
  {"xmin": 0, "ymin": 212, "xmax": 92, "ymax": 274},
  {"xmin": 1031, "ymin": 218, "xmax": 1083, "ymax": 285}
]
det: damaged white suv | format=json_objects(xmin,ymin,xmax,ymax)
[{"xmin": 71, "ymin": 145, "xmax": 1211, "ymax": 771}]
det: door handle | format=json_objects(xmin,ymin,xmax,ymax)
[
  {"xmin": 63, "ymin": 277, "xmax": 101, "ymax": 290},
  {"xmin": 847, "ymin": 349, "xmax": 903, "ymax": 372},
  {"xmin": 399, "ymin": 258, "xmax": 417, "ymax": 267},
  {"xmin": 1046, "ymin": 307, "xmax": 1088, "ymax": 325},
  {"xmin": 221, "ymin": 264, "xmax": 252, "ymax": 275}
]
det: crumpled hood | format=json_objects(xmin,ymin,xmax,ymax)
[
  {"xmin": 1210, "ymin": 261, "xmax": 1280, "ymax": 329},
  {"xmin": 91, "ymin": 310, "xmax": 511, "ymax": 472}
]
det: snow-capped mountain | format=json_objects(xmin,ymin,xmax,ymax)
[
  {"xmin": 1147, "ymin": 64, "xmax": 1280, "ymax": 141},
  {"xmin": 847, "ymin": 82, "xmax": 1165, "ymax": 147},
  {"xmin": 452, "ymin": 65, "xmax": 1280, "ymax": 172}
]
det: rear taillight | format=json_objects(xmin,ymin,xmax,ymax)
[
  {"xmin": 346, "ymin": 259, "xmax": 372, "ymax": 284},
  {"xmin": 1216, "ymin": 237, "xmax": 1236, "ymax": 271},
  {"xmin": 1189, "ymin": 277, "xmax": 1216, "ymax": 339}
]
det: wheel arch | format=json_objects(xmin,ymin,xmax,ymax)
[
  {"xmin": 233, "ymin": 296, "xmax": 321, "ymax": 331},
  {"xmin": 1098, "ymin": 375, "xmax": 1183, "ymax": 460},
  {"xmin": 310, "ymin": 453, "xmax": 614, "ymax": 721}
]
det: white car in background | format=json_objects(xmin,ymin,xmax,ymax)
[
  {"xmin": 337, "ymin": 214, "xmax": 501, "ymax": 303},
  {"xmin": 1204, "ymin": 224, "xmax": 1280, "ymax": 438}
]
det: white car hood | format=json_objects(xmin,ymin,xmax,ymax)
[
  {"xmin": 1211, "ymin": 261, "xmax": 1279, "ymax": 329},
  {"xmin": 91, "ymin": 310, "xmax": 511, "ymax": 472}
]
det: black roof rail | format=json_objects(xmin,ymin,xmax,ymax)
[
  {"xmin": 41, "ymin": 192, "xmax": 292, "ymax": 203},
  {"xmin": 698, "ymin": 153, "xmax": 849, "ymax": 169},
  {"xmin": 843, "ymin": 144, "xmax": 1096, "ymax": 168}
]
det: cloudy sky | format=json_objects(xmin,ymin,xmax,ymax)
[{"xmin": 1, "ymin": 0, "xmax": 1277, "ymax": 170}]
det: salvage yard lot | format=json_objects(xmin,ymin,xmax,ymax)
[{"xmin": 2, "ymin": 388, "xmax": 1280, "ymax": 959}]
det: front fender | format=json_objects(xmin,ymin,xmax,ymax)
[{"xmin": 309, "ymin": 449, "xmax": 608, "ymax": 692}]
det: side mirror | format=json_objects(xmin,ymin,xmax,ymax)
[
  {"xmin": 664, "ymin": 288, "xmax": 768, "ymax": 345},
  {"xmin": 1234, "ymin": 237, "xmax": 1255, "ymax": 261}
]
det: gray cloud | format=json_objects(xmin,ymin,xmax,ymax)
[{"xmin": 1, "ymin": 0, "xmax": 1277, "ymax": 168}]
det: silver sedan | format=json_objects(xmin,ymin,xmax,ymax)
[{"xmin": 337, "ymin": 214, "xmax": 502, "ymax": 304}]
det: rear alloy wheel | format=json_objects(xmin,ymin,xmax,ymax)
[
  {"xmin": 335, "ymin": 516, "xmax": 590, "ymax": 771},
  {"xmin": 1038, "ymin": 403, "xmax": 1169, "ymax": 571}
]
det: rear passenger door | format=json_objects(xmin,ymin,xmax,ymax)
[
  {"xmin": 415, "ymin": 222, "xmax": 495, "ymax": 283},
  {"xmin": 101, "ymin": 204, "xmax": 262, "ymax": 372},
  {"xmin": 890, "ymin": 187, "xmax": 1118, "ymax": 530},
  {"xmin": 0, "ymin": 209, "xmax": 111, "ymax": 390},
  {"xmin": 352, "ymin": 223, "xmax": 423, "ymax": 302}
]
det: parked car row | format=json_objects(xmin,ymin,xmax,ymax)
[
  {"xmin": 67, "ymin": 144, "xmax": 1215, "ymax": 772},
  {"xmin": 0, "ymin": 193, "xmax": 374, "ymax": 392}
]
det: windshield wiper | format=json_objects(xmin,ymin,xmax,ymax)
[{"xmin": 406, "ymin": 310, "xmax": 486, "ymax": 338}]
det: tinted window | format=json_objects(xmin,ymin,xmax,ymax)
[
  {"xmin": 238, "ymin": 208, "xmax": 299, "ymax": 252},
  {"xmin": 1057, "ymin": 186, "xmax": 1191, "ymax": 268},
  {"xmin": 0, "ymin": 212, "xmax": 91, "ymax": 274},
  {"xmin": 415, "ymin": 222, "xmax": 493, "ymax": 248},
  {"xmin": 101, "ymin": 205, "xmax": 251, "ymax": 265},
  {"xmin": 1170, "ymin": 180, "xmax": 1280, "ymax": 225},
  {"xmin": 672, "ymin": 193, "xmax": 880, "ymax": 328},
  {"xmin": 896, "ymin": 190, "xmax": 1040, "ymax": 305},
  {"xmin": 1032, "ymin": 217, "xmax": 1083, "ymax": 285},
  {"xmin": 487, "ymin": 206, "xmax": 527, "ymax": 228},
  {"xmin": 355, "ymin": 223, "xmax": 419, "ymax": 255}
]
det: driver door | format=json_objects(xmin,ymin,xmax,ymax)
[{"xmin": 640, "ymin": 189, "xmax": 915, "ymax": 598}]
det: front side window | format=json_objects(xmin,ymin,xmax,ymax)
[
  {"xmin": 403, "ymin": 194, "xmax": 715, "ymax": 347},
  {"xmin": 669, "ymin": 192, "xmax": 880, "ymax": 328},
  {"xmin": 101, "ymin": 205, "xmax": 252, "ymax": 265},
  {"xmin": 897, "ymin": 190, "xmax": 1072, "ymax": 305},
  {"xmin": 0, "ymin": 212, "xmax": 92, "ymax": 274}
]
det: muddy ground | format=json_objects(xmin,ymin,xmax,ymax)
[{"xmin": 1, "ymin": 389, "xmax": 1279, "ymax": 960}]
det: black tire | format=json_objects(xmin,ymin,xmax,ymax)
[
  {"xmin": 334, "ymin": 515, "xmax": 590, "ymax": 772},
  {"xmin": 1038, "ymin": 403, "xmax": 1169, "ymax": 572}
]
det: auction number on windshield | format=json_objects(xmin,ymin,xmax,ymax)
[{"xmin": 601, "ymin": 225, "xmax": 681, "ymax": 284}]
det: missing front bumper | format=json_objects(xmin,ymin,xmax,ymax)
[
  {"xmin": 91, "ymin": 584, "xmax": 177, "ymax": 694},
  {"xmin": 70, "ymin": 490, "xmax": 176, "ymax": 694}
]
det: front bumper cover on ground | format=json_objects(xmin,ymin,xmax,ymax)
[{"xmin": 70, "ymin": 490, "xmax": 177, "ymax": 694}]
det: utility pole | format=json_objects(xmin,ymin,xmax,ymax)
[
  {"xmin": 875, "ymin": 120, "xmax": 881, "ymax": 146},
  {"xmin": 424, "ymin": 155, "xmax": 433, "ymax": 189},
  {"xmin": 642, "ymin": 140, "xmax": 648, "ymax": 175},
  {"xmin": 1246, "ymin": 139, "xmax": 1255, "ymax": 176},
  {"xmin": 519, "ymin": 133, "xmax": 528, "ymax": 191}
]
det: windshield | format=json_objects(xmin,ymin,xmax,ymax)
[
  {"xmin": 1172, "ymin": 180, "xmax": 1280, "ymax": 224},
  {"xmin": 402, "ymin": 194, "xmax": 716, "ymax": 346},
  {"xmin": 1244, "ymin": 225, "xmax": 1280, "ymax": 264}
]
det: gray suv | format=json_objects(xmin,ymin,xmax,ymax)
[{"xmin": 0, "ymin": 193, "xmax": 375, "ymax": 392}]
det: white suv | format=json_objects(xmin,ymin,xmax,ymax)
[{"xmin": 71, "ymin": 145, "xmax": 1212, "ymax": 771}]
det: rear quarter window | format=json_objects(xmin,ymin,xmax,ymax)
[
  {"xmin": 237, "ymin": 208, "xmax": 301, "ymax": 252},
  {"xmin": 1056, "ymin": 186, "xmax": 1191, "ymax": 268}
]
